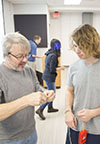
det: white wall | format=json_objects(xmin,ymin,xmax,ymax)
[
  {"xmin": 50, "ymin": 14, "xmax": 61, "ymax": 41},
  {"xmin": 93, "ymin": 13, "xmax": 100, "ymax": 34},
  {"xmin": 3, "ymin": 0, "xmax": 14, "ymax": 33},
  {"xmin": 60, "ymin": 13, "xmax": 81, "ymax": 66},
  {"xmin": 0, "ymin": 0, "xmax": 4, "ymax": 63}
]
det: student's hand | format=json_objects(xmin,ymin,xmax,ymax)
[
  {"xmin": 26, "ymin": 92, "xmax": 47, "ymax": 106},
  {"xmin": 44, "ymin": 90, "xmax": 55, "ymax": 102},
  {"xmin": 39, "ymin": 56, "xmax": 43, "ymax": 58},
  {"xmin": 77, "ymin": 109, "xmax": 94, "ymax": 122},
  {"xmin": 65, "ymin": 111, "xmax": 77, "ymax": 129},
  {"xmin": 56, "ymin": 66, "xmax": 66, "ymax": 71},
  {"xmin": 60, "ymin": 66, "xmax": 66, "ymax": 70}
]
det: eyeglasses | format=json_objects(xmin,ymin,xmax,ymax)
[{"xmin": 8, "ymin": 52, "xmax": 29, "ymax": 60}]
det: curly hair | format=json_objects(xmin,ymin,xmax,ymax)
[{"xmin": 70, "ymin": 24, "xmax": 100, "ymax": 58}]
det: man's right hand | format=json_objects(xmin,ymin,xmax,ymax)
[
  {"xmin": 25, "ymin": 92, "xmax": 47, "ymax": 106},
  {"xmin": 65, "ymin": 111, "xmax": 77, "ymax": 129}
]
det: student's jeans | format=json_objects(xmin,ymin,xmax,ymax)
[
  {"xmin": 66, "ymin": 127, "xmax": 100, "ymax": 144},
  {"xmin": 40, "ymin": 80, "xmax": 56, "ymax": 109},
  {"xmin": 0, "ymin": 128, "xmax": 37, "ymax": 144}
]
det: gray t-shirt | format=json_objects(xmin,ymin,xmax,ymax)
[
  {"xmin": 67, "ymin": 59, "xmax": 100, "ymax": 134},
  {"xmin": 0, "ymin": 64, "xmax": 42, "ymax": 142}
]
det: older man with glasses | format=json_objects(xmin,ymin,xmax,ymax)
[{"xmin": 0, "ymin": 32, "xmax": 55, "ymax": 144}]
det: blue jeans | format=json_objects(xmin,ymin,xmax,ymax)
[
  {"xmin": 40, "ymin": 81, "xmax": 56, "ymax": 109},
  {"xmin": 66, "ymin": 127, "xmax": 100, "ymax": 144},
  {"xmin": 0, "ymin": 128, "xmax": 37, "ymax": 144}
]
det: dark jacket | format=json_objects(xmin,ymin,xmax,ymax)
[{"xmin": 42, "ymin": 49, "xmax": 58, "ymax": 82}]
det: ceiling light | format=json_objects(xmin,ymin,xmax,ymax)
[{"xmin": 64, "ymin": 0, "xmax": 82, "ymax": 5}]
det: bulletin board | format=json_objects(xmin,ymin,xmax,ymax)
[{"xmin": 14, "ymin": 14, "xmax": 48, "ymax": 48}]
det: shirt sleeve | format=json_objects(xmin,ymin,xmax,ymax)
[
  {"xmin": 31, "ymin": 43, "xmax": 37, "ymax": 55},
  {"xmin": 31, "ymin": 46, "xmax": 36, "ymax": 55},
  {"xmin": 67, "ymin": 66, "xmax": 73, "ymax": 87},
  {"xmin": 49, "ymin": 55, "xmax": 57, "ymax": 73}
]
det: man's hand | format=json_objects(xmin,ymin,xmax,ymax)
[
  {"xmin": 26, "ymin": 92, "xmax": 47, "ymax": 106},
  {"xmin": 60, "ymin": 66, "xmax": 66, "ymax": 70},
  {"xmin": 44, "ymin": 90, "xmax": 55, "ymax": 102},
  {"xmin": 56, "ymin": 66, "xmax": 66, "ymax": 71},
  {"xmin": 65, "ymin": 111, "xmax": 77, "ymax": 129},
  {"xmin": 77, "ymin": 109, "xmax": 94, "ymax": 122}
]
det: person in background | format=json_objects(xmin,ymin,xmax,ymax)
[
  {"xmin": 0, "ymin": 32, "xmax": 55, "ymax": 144},
  {"xmin": 65, "ymin": 24, "xmax": 100, "ymax": 144},
  {"xmin": 36, "ymin": 39, "xmax": 65, "ymax": 120},
  {"xmin": 28, "ymin": 35, "xmax": 42, "ymax": 71}
]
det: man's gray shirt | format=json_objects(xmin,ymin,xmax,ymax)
[
  {"xmin": 0, "ymin": 64, "xmax": 42, "ymax": 142},
  {"xmin": 67, "ymin": 59, "xmax": 100, "ymax": 134}
]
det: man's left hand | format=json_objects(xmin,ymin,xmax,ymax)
[
  {"xmin": 44, "ymin": 90, "xmax": 55, "ymax": 102},
  {"xmin": 77, "ymin": 109, "xmax": 94, "ymax": 122}
]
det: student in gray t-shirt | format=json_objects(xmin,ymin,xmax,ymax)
[
  {"xmin": 0, "ymin": 32, "xmax": 55, "ymax": 144},
  {"xmin": 65, "ymin": 24, "xmax": 100, "ymax": 144}
]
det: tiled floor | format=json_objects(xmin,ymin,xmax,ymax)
[{"xmin": 35, "ymin": 67, "xmax": 68, "ymax": 144}]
